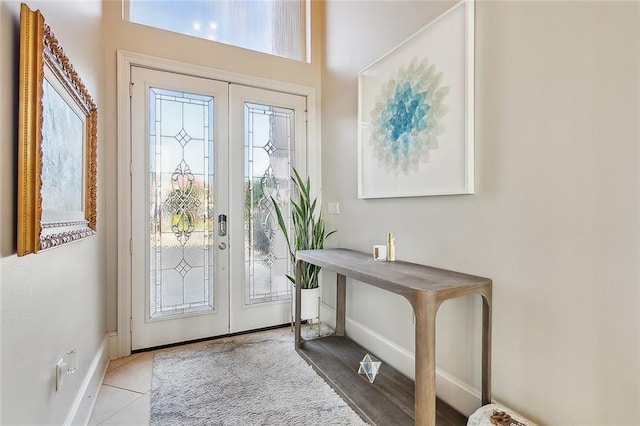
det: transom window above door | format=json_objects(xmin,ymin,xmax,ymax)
[{"xmin": 125, "ymin": 0, "xmax": 307, "ymax": 62}]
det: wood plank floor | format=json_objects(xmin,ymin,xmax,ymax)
[{"xmin": 297, "ymin": 335, "xmax": 468, "ymax": 426}]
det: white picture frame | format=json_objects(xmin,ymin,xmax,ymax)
[{"xmin": 357, "ymin": 0, "xmax": 474, "ymax": 199}]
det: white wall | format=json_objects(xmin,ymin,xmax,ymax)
[
  {"xmin": 0, "ymin": 1, "xmax": 107, "ymax": 424},
  {"xmin": 102, "ymin": 0, "xmax": 324, "ymax": 332},
  {"xmin": 322, "ymin": 1, "xmax": 640, "ymax": 424}
]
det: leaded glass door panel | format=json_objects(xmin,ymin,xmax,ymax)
[
  {"xmin": 131, "ymin": 67, "xmax": 230, "ymax": 350},
  {"xmin": 130, "ymin": 68, "xmax": 307, "ymax": 349},
  {"xmin": 229, "ymin": 85, "xmax": 306, "ymax": 333}
]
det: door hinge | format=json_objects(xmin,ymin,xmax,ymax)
[
  {"xmin": 129, "ymin": 239, "xmax": 133, "ymax": 254},
  {"xmin": 129, "ymin": 161, "xmax": 133, "ymax": 177},
  {"xmin": 130, "ymin": 318, "xmax": 133, "ymax": 334},
  {"xmin": 129, "ymin": 82, "xmax": 134, "ymax": 97}
]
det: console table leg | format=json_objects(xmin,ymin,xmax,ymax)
[
  {"xmin": 481, "ymin": 290, "xmax": 492, "ymax": 405},
  {"xmin": 294, "ymin": 260, "xmax": 303, "ymax": 348},
  {"xmin": 336, "ymin": 273, "xmax": 346, "ymax": 336},
  {"xmin": 414, "ymin": 293, "xmax": 437, "ymax": 426}
]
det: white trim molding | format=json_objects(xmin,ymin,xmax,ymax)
[
  {"xmin": 63, "ymin": 334, "xmax": 110, "ymax": 426},
  {"xmin": 108, "ymin": 331, "xmax": 118, "ymax": 360}
]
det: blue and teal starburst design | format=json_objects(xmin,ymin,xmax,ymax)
[{"xmin": 370, "ymin": 58, "xmax": 449, "ymax": 175}]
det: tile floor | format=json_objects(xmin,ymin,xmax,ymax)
[
  {"xmin": 88, "ymin": 326, "xmax": 316, "ymax": 425},
  {"xmin": 88, "ymin": 351, "xmax": 154, "ymax": 426},
  {"xmin": 88, "ymin": 325, "xmax": 467, "ymax": 426},
  {"xmin": 88, "ymin": 337, "xmax": 220, "ymax": 426}
]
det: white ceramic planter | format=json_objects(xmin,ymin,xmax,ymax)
[{"xmin": 293, "ymin": 286, "xmax": 321, "ymax": 321}]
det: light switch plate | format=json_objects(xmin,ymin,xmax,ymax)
[{"xmin": 327, "ymin": 202, "xmax": 340, "ymax": 215}]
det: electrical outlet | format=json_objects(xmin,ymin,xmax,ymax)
[
  {"xmin": 327, "ymin": 202, "xmax": 340, "ymax": 215},
  {"xmin": 55, "ymin": 349, "xmax": 78, "ymax": 391},
  {"xmin": 56, "ymin": 358, "xmax": 66, "ymax": 391}
]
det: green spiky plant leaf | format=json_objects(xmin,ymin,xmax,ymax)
[{"xmin": 271, "ymin": 168, "xmax": 336, "ymax": 289}]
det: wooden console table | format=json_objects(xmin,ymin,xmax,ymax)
[{"xmin": 294, "ymin": 249, "xmax": 492, "ymax": 426}]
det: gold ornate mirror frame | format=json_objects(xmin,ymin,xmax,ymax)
[{"xmin": 17, "ymin": 4, "xmax": 97, "ymax": 256}]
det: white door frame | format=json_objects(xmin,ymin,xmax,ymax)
[{"xmin": 116, "ymin": 50, "xmax": 320, "ymax": 358}]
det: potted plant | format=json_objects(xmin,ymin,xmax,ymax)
[{"xmin": 272, "ymin": 168, "xmax": 336, "ymax": 321}]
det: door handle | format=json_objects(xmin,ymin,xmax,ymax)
[{"xmin": 218, "ymin": 214, "xmax": 227, "ymax": 237}]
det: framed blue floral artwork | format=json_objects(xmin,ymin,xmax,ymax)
[{"xmin": 358, "ymin": 0, "xmax": 474, "ymax": 198}]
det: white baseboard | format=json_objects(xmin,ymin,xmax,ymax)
[
  {"xmin": 64, "ymin": 334, "xmax": 111, "ymax": 426},
  {"xmin": 320, "ymin": 303, "xmax": 483, "ymax": 417},
  {"xmin": 108, "ymin": 332, "xmax": 118, "ymax": 360}
]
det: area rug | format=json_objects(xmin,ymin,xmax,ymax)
[{"xmin": 150, "ymin": 328, "xmax": 367, "ymax": 425}]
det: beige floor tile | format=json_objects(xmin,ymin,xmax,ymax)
[
  {"xmin": 103, "ymin": 352, "xmax": 154, "ymax": 394},
  {"xmin": 98, "ymin": 394, "xmax": 151, "ymax": 426},
  {"xmin": 107, "ymin": 353, "xmax": 144, "ymax": 372},
  {"xmin": 87, "ymin": 385, "xmax": 142, "ymax": 426}
]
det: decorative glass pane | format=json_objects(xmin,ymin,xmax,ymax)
[
  {"xmin": 149, "ymin": 87, "xmax": 215, "ymax": 318},
  {"xmin": 128, "ymin": 1, "xmax": 305, "ymax": 62},
  {"xmin": 244, "ymin": 102, "xmax": 294, "ymax": 305}
]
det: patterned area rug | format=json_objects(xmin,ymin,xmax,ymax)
[{"xmin": 150, "ymin": 327, "xmax": 367, "ymax": 425}]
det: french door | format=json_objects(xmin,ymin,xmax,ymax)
[{"xmin": 130, "ymin": 67, "xmax": 306, "ymax": 350}]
